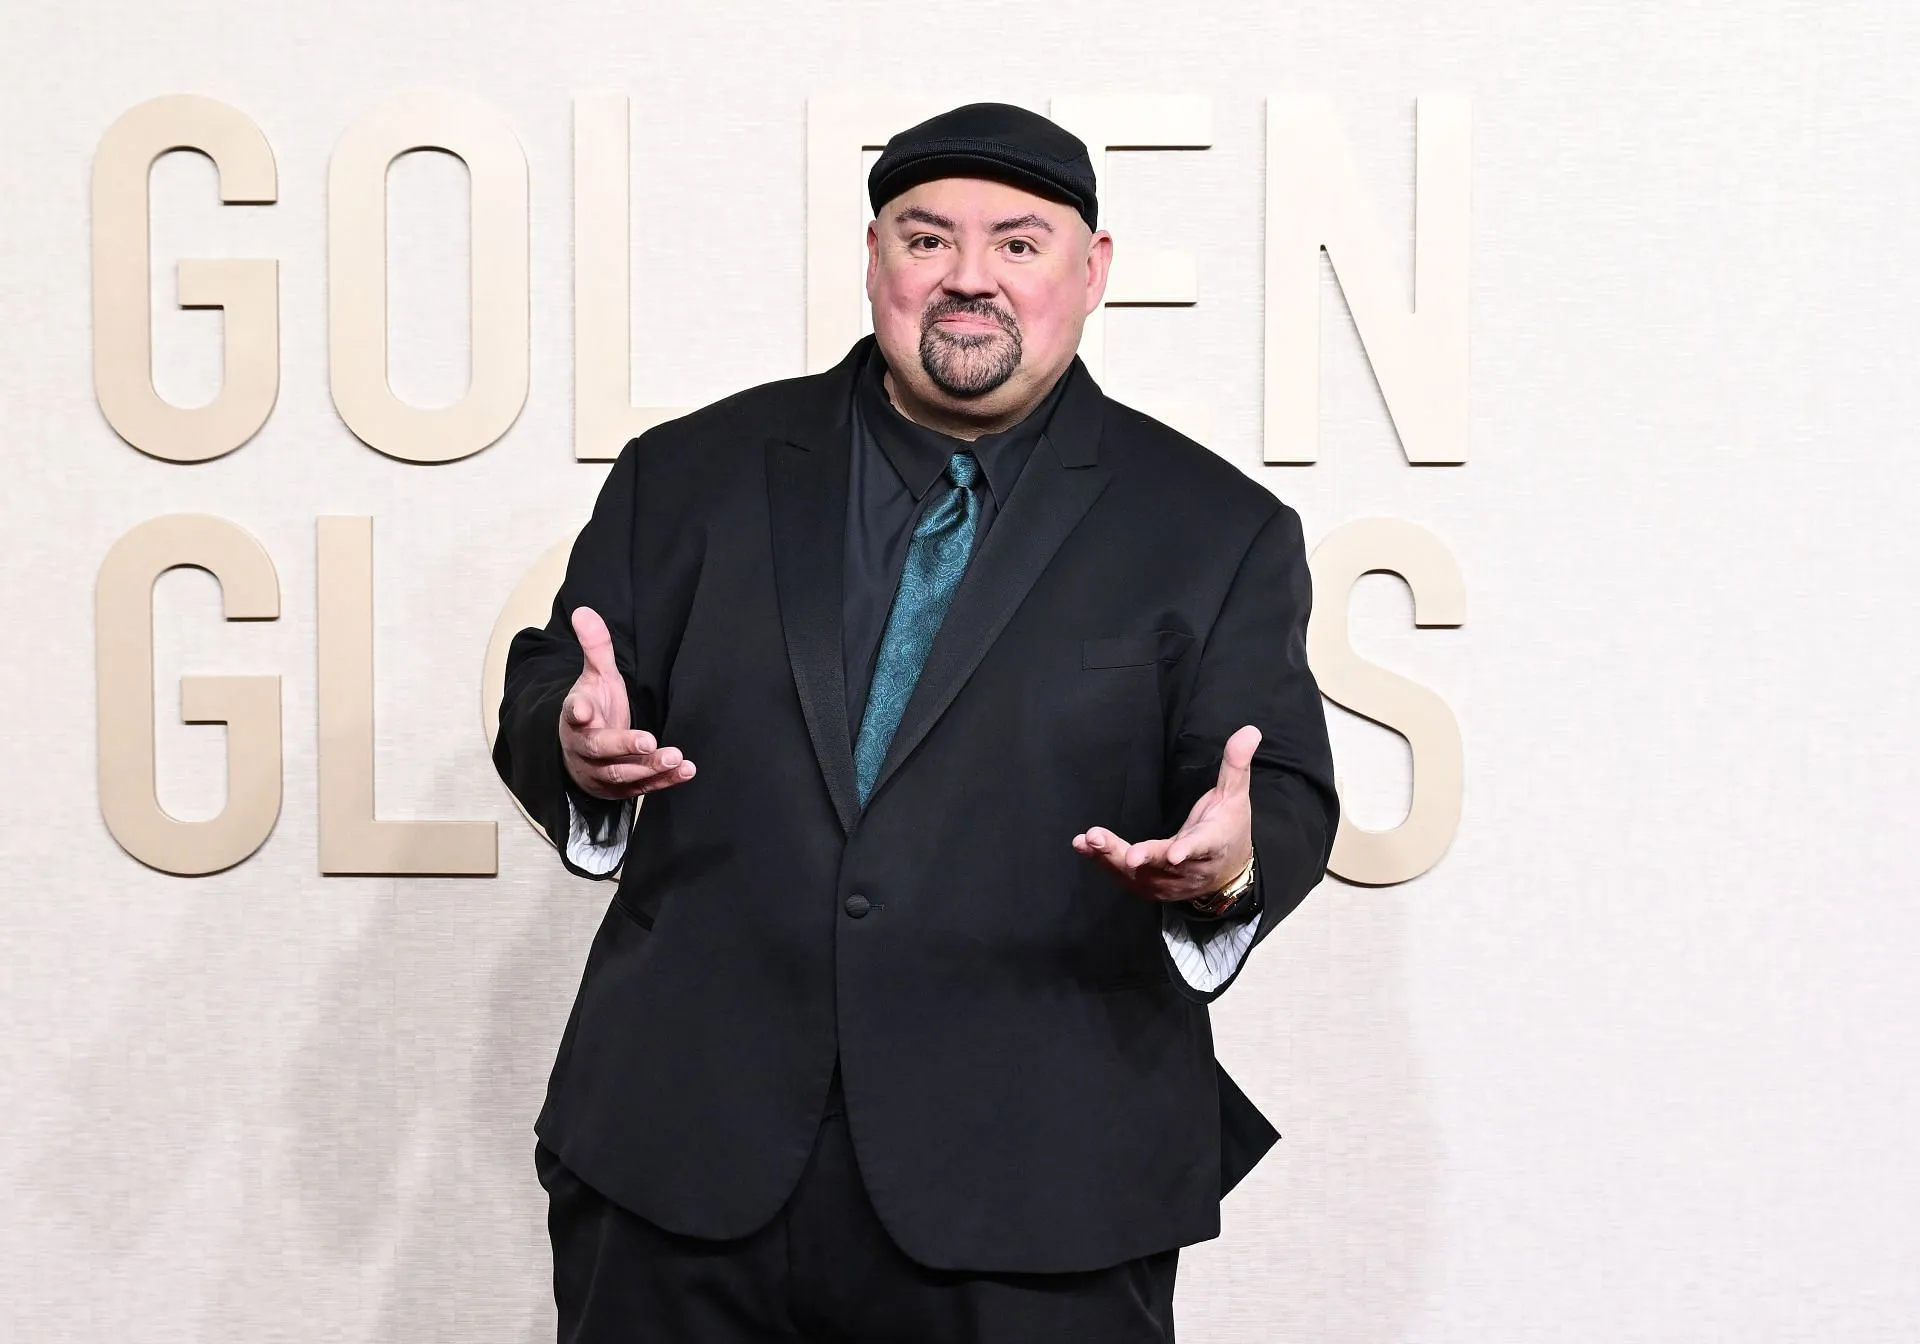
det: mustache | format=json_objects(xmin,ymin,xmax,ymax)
[{"xmin": 921, "ymin": 296, "xmax": 1019, "ymax": 337}]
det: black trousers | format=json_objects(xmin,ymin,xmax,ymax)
[{"xmin": 536, "ymin": 1078, "xmax": 1179, "ymax": 1343}]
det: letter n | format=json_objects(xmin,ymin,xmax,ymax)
[{"xmin": 1264, "ymin": 95, "xmax": 1470, "ymax": 464}]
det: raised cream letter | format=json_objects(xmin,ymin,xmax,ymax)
[
  {"xmin": 96, "ymin": 515, "xmax": 281, "ymax": 873},
  {"xmin": 92, "ymin": 96, "xmax": 278, "ymax": 462},
  {"xmin": 1266, "ymin": 95, "xmax": 1470, "ymax": 464},
  {"xmin": 329, "ymin": 94, "xmax": 528, "ymax": 462},
  {"xmin": 1307, "ymin": 518, "xmax": 1465, "ymax": 885},
  {"xmin": 317, "ymin": 517, "xmax": 496, "ymax": 873}
]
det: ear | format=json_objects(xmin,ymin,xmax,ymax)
[
  {"xmin": 1082, "ymin": 230, "xmax": 1114, "ymax": 316},
  {"xmin": 865, "ymin": 220, "xmax": 881, "ymax": 300}
]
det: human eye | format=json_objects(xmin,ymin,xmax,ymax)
[
  {"xmin": 909, "ymin": 234, "xmax": 947, "ymax": 252},
  {"xmin": 1001, "ymin": 237, "xmax": 1036, "ymax": 257}
]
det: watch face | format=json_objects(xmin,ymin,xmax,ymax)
[{"xmin": 1192, "ymin": 890, "xmax": 1239, "ymax": 917}]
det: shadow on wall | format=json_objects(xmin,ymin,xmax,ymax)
[
  {"xmin": 1182, "ymin": 880, "xmax": 1442, "ymax": 1344},
  {"xmin": 21, "ymin": 750, "xmax": 595, "ymax": 1341},
  {"xmin": 22, "ymin": 809, "xmax": 591, "ymax": 1343},
  {"xmin": 20, "ymin": 876, "xmax": 298, "ymax": 1339},
  {"xmin": 259, "ymin": 769, "xmax": 593, "ymax": 1342}
]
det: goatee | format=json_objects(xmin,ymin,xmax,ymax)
[{"xmin": 919, "ymin": 298, "xmax": 1023, "ymax": 398}]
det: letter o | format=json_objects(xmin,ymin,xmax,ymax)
[{"xmin": 329, "ymin": 93, "xmax": 529, "ymax": 462}]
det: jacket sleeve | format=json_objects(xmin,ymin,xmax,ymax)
[
  {"xmin": 1159, "ymin": 502, "xmax": 1340, "ymax": 1003},
  {"xmin": 492, "ymin": 437, "xmax": 649, "ymax": 878}
]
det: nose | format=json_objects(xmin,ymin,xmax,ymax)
[{"xmin": 941, "ymin": 239, "xmax": 999, "ymax": 300}]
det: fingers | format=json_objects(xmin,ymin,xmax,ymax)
[
  {"xmin": 1079, "ymin": 821, "xmax": 1212, "ymax": 873},
  {"xmin": 1166, "ymin": 827, "xmax": 1219, "ymax": 868},
  {"xmin": 1074, "ymin": 828, "xmax": 1130, "ymax": 883},
  {"xmin": 1072, "ymin": 826, "xmax": 1131, "ymax": 864},
  {"xmin": 568, "ymin": 740, "xmax": 697, "ymax": 799},
  {"xmin": 571, "ymin": 726, "xmax": 659, "ymax": 762},
  {"xmin": 1214, "ymin": 724, "xmax": 1262, "ymax": 798},
  {"xmin": 597, "ymin": 756, "xmax": 698, "ymax": 795},
  {"xmin": 562, "ymin": 691, "xmax": 599, "ymax": 730},
  {"xmin": 1074, "ymin": 823, "xmax": 1240, "ymax": 902},
  {"xmin": 571, "ymin": 606, "xmax": 620, "ymax": 683},
  {"xmin": 1075, "ymin": 828, "xmax": 1173, "ymax": 878},
  {"xmin": 1122, "ymin": 837, "xmax": 1175, "ymax": 873}
]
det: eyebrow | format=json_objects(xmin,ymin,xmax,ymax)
[
  {"xmin": 895, "ymin": 206, "xmax": 956, "ymax": 230},
  {"xmin": 989, "ymin": 213, "xmax": 1054, "ymax": 234},
  {"xmin": 891, "ymin": 206, "xmax": 1056, "ymax": 235}
]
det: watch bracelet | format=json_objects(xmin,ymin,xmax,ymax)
[{"xmin": 1188, "ymin": 852, "xmax": 1256, "ymax": 917}]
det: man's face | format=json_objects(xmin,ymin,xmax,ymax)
[{"xmin": 865, "ymin": 177, "xmax": 1111, "ymax": 425}]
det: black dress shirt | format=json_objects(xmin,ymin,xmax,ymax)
[{"xmin": 841, "ymin": 349, "xmax": 1073, "ymax": 735}]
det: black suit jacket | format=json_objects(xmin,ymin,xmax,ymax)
[{"xmin": 494, "ymin": 338, "xmax": 1339, "ymax": 1274}]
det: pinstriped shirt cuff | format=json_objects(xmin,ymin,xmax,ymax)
[
  {"xmin": 565, "ymin": 796, "xmax": 633, "ymax": 876},
  {"xmin": 1162, "ymin": 906, "xmax": 1262, "ymax": 993}
]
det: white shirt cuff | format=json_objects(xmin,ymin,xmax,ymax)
[
  {"xmin": 1163, "ymin": 905, "xmax": 1262, "ymax": 994},
  {"xmin": 564, "ymin": 795, "xmax": 634, "ymax": 876}
]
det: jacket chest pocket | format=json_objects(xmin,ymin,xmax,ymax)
[
  {"xmin": 1074, "ymin": 630, "xmax": 1194, "ymax": 761},
  {"xmin": 1081, "ymin": 630, "xmax": 1193, "ymax": 670}
]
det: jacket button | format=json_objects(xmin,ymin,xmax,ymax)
[{"xmin": 844, "ymin": 894, "xmax": 871, "ymax": 919}]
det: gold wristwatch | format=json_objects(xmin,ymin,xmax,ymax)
[{"xmin": 1187, "ymin": 851, "xmax": 1257, "ymax": 918}]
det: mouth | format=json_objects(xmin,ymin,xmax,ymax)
[{"xmin": 931, "ymin": 313, "xmax": 1009, "ymax": 336}]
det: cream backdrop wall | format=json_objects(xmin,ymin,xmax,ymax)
[{"xmin": 4, "ymin": 0, "xmax": 1915, "ymax": 1340}]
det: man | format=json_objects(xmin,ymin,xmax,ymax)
[{"xmin": 494, "ymin": 102, "xmax": 1338, "ymax": 1342}]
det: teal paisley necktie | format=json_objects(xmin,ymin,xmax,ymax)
[{"xmin": 853, "ymin": 450, "xmax": 980, "ymax": 805}]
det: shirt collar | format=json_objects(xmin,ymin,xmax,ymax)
[{"xmin": 855, "ymin": 347, "xmax": 1074, "ymax": 505}]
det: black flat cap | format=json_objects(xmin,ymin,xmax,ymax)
[{"xmin": 868, "ymin": 102, "xmax": 1099, "ymax": 230}]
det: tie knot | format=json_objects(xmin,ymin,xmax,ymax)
[{"xmin": 946, "ymin": 451, "xmax": 979, "ymax": 490}]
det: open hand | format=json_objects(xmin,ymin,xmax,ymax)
[
  {"xmin": 1072, "ymin": 724, "xmax": 1259, "ymax": 903},
  {"xmin": 559, "ymin": 606, "xmax": 697, "ymax": 801}
]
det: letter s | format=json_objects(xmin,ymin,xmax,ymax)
[{"xmin": 1308, "ymin": 518, "xmax": 1465, "ymax": 885}]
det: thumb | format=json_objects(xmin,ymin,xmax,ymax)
[
  {"xmin": 571, "ymin": 606, "xmax": 619, "ymax": 683},
  {"xmin": 1215, "ymin": 724, "xmax": 1262, "ymax": 797}
]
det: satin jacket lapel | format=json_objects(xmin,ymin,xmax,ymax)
[
  {"xmin": 765, "ymin": 345, "xmax": 869, "ymax": 834},
  {"xmin": 867, "ymin": 364, "xmax": 1113, "ymax": 805}
]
